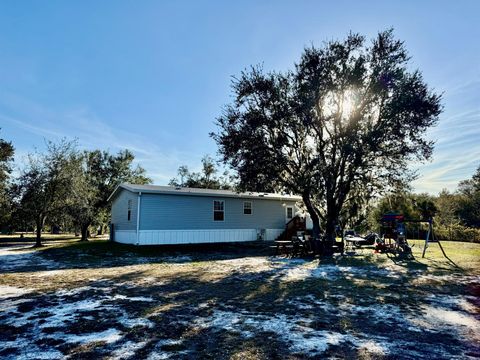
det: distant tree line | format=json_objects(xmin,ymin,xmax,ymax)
[
  {"xmin": 0, "ymin": 129, "xmax": 236, "ymax": 247},
  {"xmin": 370, "ymin": 166, "xmax": 480, "ymax": 228},
  {"xmin": 364, "ymin": 165, "xmax": 480, "ymax": 242},
  {"xmin": 1, "ymin": 130, "xmax": 479, "ymax": 248},
  {"xmin": 0, "ymin": 131, "xmax": 150, "ymax": 247}
]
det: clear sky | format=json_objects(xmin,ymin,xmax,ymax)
[{"xmin": 0, "ymin": 0, "xmax": 479, "ymax": 194}]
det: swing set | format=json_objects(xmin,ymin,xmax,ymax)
[
  {"xmin": 377, "ymin": 212, "xmax": 449, "ymax": 259},
  {"xmin": 421, "ymin": 217, "xmax": 448, "ymax": 258},
  {"xmin": 376, "ymin": 213, "xmax": 411, "ymax": 255}
]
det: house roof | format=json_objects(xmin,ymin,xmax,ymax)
[{"xmin": 108, "ymin": 183, "xmax": 302, "ymax": 202}]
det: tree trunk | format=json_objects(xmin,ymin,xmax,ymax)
[
  {"xmin": 324, "ymin": 215, "xmax": 336, "ymax": 255},
  {"xmin": 302, "ymin": 193, "xmax": 321, "ymax": 239},
  {"xmin": 323, "ymin": 198, "xmax": 338, "ymax": 256},
  {"xmin": 34, "ymin": 217, "xmax": 44, "ymax": 247},
  {"xmin": 80, "ymin": 223, "xmax": 89, "ymax": 242}
]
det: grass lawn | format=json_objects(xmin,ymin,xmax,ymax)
[
  {"xmin": 0, "ymin": 237, "xmax": 479, "ymax": 359},
  {"xmin": 0, "ymin": 233, "xmax": 109, "ymax": 247}
]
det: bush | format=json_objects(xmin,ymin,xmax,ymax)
[
  {"xmin": 426, "ymin": 224, "xmax": 479, "ymax": 243},
  {"xmin": 435, "ymin": 225, "xmax": 480, "ymax": 243},
  {"xmin": 403, "ymin": 223, "xmax": 480, "ymax": 243}
]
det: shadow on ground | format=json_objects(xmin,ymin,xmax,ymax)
[{"xmin": 1, "ymin": 242, "xmax": 479, "ymax": 359}]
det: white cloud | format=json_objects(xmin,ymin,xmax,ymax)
[
  {"xmin": 0, "ymin": 94, "xmax": 205, "ymax": 184},
  {"xmin": 411, "ymin": 80, "xmax": 480, "ymax": 194},
  {"xmin": 2, "ymin": 77, "xmax": 479, "ymax": 193}
]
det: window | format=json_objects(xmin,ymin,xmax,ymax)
[
  {"xmin": 286, "ymin": 206, "xmax": 293, "ymax": 220},
  {"xmin": 127, "ymin": 200, "xmax": 132, "ymax": 221},
  {"xmin": 213, "ymin": 200, "xmax": 224, "ymax": 221},
  {"xmin": 243, "ymin": 201, "xmax": 252, "ymax": 215}
]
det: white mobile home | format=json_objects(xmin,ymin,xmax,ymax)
[{"xmin": 108, "ymin": 184, "xmax": 301, "ymax": 245}]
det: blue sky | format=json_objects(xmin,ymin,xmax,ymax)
[{"xmin": 0, "ymin": 0, "xmax": 479, "ymax": 194}]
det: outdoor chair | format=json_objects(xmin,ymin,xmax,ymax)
[{"xmin": 291, "ymin": 235, "xmax": 309, "ymax": 257}]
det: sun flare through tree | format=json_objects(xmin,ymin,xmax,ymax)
[{"xmin": 212, "ymin": 30, "xmax": 442, "ymax": 253}]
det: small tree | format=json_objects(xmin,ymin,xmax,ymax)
[
  {"xmin": 457, "ymin": 165, "xmax": 480, "ymax": 228},
  {"xmin": 177, "ymin": 165, "xmax": 189, "ymax": 186},
  {"xmin": 14, "ymin": 140, "xmax": 78, "ymax": 247},
  {"xmin": 414, "ymin": 196, "xmax": 437, "ymax": 221},
  {"xmin": 0, "ymin": 131, "xmax": 14, "ymax": 229},
  {"xmin": 434, "ymin": 189, "xmax": 461, "ymax": 227},
  {"xmin": 369, "ymin": 191, "xmax": 417, "ymax": 226},
  {"xmin": 212, "ymin": 30, "xmax": 442, "ymax": 252}
]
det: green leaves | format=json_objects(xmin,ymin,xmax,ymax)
[
  {"xmin": 212, "ymin": 30, "xmax": 442, "ymax": 241},
  {"xmin": 169, "ymin": 155, "xmax": 232, "ymax": 190},
  {"xmin": 457, "ymin": 165, "xmax": 480, "ymax": 228},
  {"xmin": 10, "ymin": 139, "xmax": 152, "ymax": 243},
  {"xmin": 0, "ymin": 131, "xmax": 15, "ymax": 228}
]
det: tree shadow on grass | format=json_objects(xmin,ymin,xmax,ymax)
[
  {"xmin": 0, "ymin": 240, "xmax": 277, "ymax": 274},
  {"xmin": 386, "ymin": 251, "xmax": 467, "ymax": 278},
  {"xmin": 0, "ymin": 234, "xmax": 85, "ymax": 247},
  {"xmin": 1, "ymin": 256, "xmax": 476, "ymax": 360}
]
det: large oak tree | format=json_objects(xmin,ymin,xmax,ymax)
[{"xmin": 212, "ymin": 30, "xmax": 442, "ymax": 251}]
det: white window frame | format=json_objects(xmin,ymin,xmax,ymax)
[
  {"xmin": 286, "ymin": 206, "xmax": 294, "ymax": 221},
  {"xmin": 213, "ymin": 200, "xmax": 225, "ymax": 222},
  {"xmin": 243, "ymin": 201, "xmax": 253, "ymax": 215}
]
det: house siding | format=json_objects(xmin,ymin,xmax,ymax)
[
  {"xmin": 138, "ymin": 193, "xmax": 296, "ymax": 230},
  {"xmin": 111, "ymin": 189, "xmax": 138, "ymax": 231}
]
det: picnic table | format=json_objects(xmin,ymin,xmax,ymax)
[
  {"xmin": 344, "ymin": 236, "xmax": 373, "ymax": 255},
  {"xmin": 274, "ymin": 236, "xmax": 312, "ymax": 256},
  {"xmin": 344, "ymin": 235, "xmax": 368, "ymax": 248},
  {"xmin": 273, "ymin": 240, "xmax": 293, "ymax": 255}
]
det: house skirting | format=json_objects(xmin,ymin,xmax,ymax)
[
  {"xmin": 113, "ymin": 229, "xmax": 283, "ymax": 245},
  {"xmin": 114, "ymin": 230, "xmax": 137, "ymax": 244}
]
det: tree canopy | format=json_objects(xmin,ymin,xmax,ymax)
[
  {"xmin": 0, "ymin": 131, "xmax": 15, "ymax": 228},
  {"xmin": 212, "ymin": 30, "xmax": 442, "ymax": 250},
  {"xmin": 70, "ymin": 149, "xmax": 152, "ymax": 241},
  {"xmin": 169, "ymin": 155, "xmax": 232, "ymax": 190},
  {"xmin": 10, "ymin": 140, "xmax": 151, "ymax": 245},
  {"xmin": 13, "ymin": 140, "xmax": 78, "ymax": 246},
  {"xmin": 457, "ymin": 165, "xmax": 480, "ymax": 228},
  {"xmin": 0, "ymin": 132, "xmax": 14, "ymax": 186}
]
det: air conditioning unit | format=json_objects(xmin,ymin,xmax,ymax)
[{"xmin": 257, "ymin": 229, "xmax": 266, "ymax": 241}]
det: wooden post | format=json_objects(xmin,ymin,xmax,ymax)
[
  {"xmin": 423, "ymin": 219, "xmax": 449, "ymax": 259},
  {"xmin": 422, "ymin": 220, "xmax": 431, "ymax": 258},
  {"xmin": 433, "ymin": 224, "xmax": 448, "ymax": 258}
]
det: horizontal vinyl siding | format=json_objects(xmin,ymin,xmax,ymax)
[
  {"xmin": 111, "ymin": 190, "xmax": 138, "ymax": 231},
  {"xmin": 139, "ymin": 193, "xmax": 296, "ymax": 230}
]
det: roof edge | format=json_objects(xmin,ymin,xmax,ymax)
[{"xmin": 108, "ymin": 183, "xmax": 302, "ymax": 202}]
